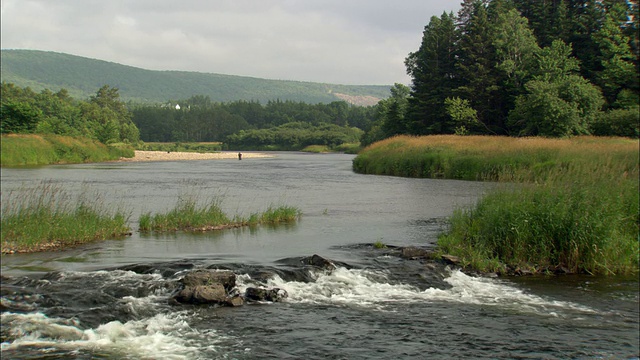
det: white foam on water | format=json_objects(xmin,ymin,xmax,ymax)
[
  {"xmin": 0, "ymin": 304, "xmax": 243, "ymax": 360},
  {"xmin": 0, "ymin": 311, "xmax": 208, "ymax": 359},
  {"xmin": 262, "ymin": 267, "xmax": 594, "ymax": 316}
]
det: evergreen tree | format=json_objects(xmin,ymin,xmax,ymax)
[
  {"xmin": 405, "ymin": 12, "xmax": 459, "ymax": 134},
  {"xmin": 592, "ymin": 1, "xmax": 638, "ymax": 108},
  {"xmin": 455, "ymin": 1, "xmax": 505, "ymax": 133}
]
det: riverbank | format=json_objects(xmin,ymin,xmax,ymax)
[
  {"xmin": 1, "ymin": 134, "xmax": 134, "ymax": 167},
  {"xmin": 117, "ymin": 150, "xmax": 272, "ymax": 162},
  {"xmin": 353, "ymin": 135, "xmax": 639, "ymax": 275}
]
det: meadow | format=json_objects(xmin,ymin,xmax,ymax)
[{"xmin": 354, "ymin": 135, "xmax": 639, "ymax": 275}]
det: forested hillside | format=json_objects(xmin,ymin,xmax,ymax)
[
  {"xmin": 366, "ymin": 0, "xmax": 638, "ymax": 143},
  {"xmin": 0, "ymin": 49, "xmax": 390, "ymax": 105}
]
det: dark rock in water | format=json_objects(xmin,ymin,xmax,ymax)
[
  {"xmin": 441, "ymin": 254, "xmax": 461, "ymax": 265},
  {"xmin": 171, "ymin": 269, "xmax": 241, "ymax": 306},
  {"xmin": 245, "ymin": 287, "xmax": 288, "ymax": 302},
  {"xmin": 401, "ymin": 247, "xmax": 433, "ymax": 260},
  {"xmin": 300, "ymin": 254, "xmax": 337, "ymax": 270},
  {"xmin": 174, "ymin": 284, "xmax": 227, "ymax": 304},
  {"xmin": 181, "ymin": 269, "xmax": 236, "ymax": 291},
  {"xmin": 225, "ymin": 296, "xmax": 245, "ymax": 307}
]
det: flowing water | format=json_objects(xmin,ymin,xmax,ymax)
[{"xmin": 1, "ymin": 153, "xmax": 638, "ymax": 359}]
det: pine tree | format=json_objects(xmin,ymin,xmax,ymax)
[
  {"xmin": 455, "ymin": 1, "xmax": 505, "ymax": 134},
  {"xmin": 405, "ymin": 12, "xmax": 458, "ymax": 134}
]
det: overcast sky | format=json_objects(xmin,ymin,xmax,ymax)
[{"xmin": 1, "ymin": 0, "xmax": 461, "ymax": 85}]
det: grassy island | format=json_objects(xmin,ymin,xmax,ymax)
[
  {"xmin": 1, "ymin": 184, "xmax": 131, "ymax": 254},
  {"xmin": 139, "ymin": 196, "xmax": 301, "ymax": 232},
  {"xmin": 354, "ymin": 135, "xmax": 639, "ymax": 275}
]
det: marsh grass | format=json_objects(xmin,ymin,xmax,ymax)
[
  {"xmin": 1, "ymin": 134, "xmax": 134, "ymax": 166},
  {"xmin": 139, "ymin": 196, "xmax": 301, "ymax": 232},
  {"xmin": 355, "ymin": 135, "xmax": 639, "ymax": 275},
  {"xmin": 1, "ymin": 182, "xmax": 131, "ymax": 253}
]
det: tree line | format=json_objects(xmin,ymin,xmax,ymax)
[
  {"xmin": 364, "ymin": 0, "xmax": 638, "ymax": 143},
  {"xmin": 131, "ymin": 96, "xmax": 374, "ymax": 148},
  {"xmin": 1, "ymin": 82, "xmax": 140, "ymax": 144}
]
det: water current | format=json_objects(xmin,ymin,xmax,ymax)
[{"xmin": 1, "ymin": 152, "xmax": 638, "ymax": 359}]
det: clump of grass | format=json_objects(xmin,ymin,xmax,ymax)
[
  {"xmin": 1, "ymin": 182, "xmax": 131, "ymax": 253},
  {"xmin": 247, "ymin": 205, "xmax": 302, "ymax": 226},
  {"xmin": 373, "ymin": 240, "xmax": 387, "ymax": 249},
  {"xmin": 139, "ymin": 197, "xmax": 301, "ymax": 232},
  {"xmin": 139, "ymin": 196, "xmax": 230, "ymax": 232},
  {"xmin": 438, "ymin": 161, "xmax": 639, "ymax": 275}
]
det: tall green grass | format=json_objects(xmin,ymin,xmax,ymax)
[
  {"xmin": 139, "ymin": 196, "xmax": 301, "ymax": 232},
  {"xmin": 1, "ymin": 183, "xmax": 131, "ymax": 253},
  {"xmin": 355, "ymin": 135, "xmax": 639, "ymax": 275},
  {"xmin": 1, "ymin": 134, "xmax": 134, "ymax": 166}
]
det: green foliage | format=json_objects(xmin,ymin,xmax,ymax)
[
  {"xmin": 0, "ymin": 101, "xmax": 42, "ymax": 134},
  {"xmin": 1, "ymin": 82, "xmax": 141, "ymax": 145},
  {"xmin": 590, "ymin": 107, "xmax": 640, "ymax": 138},
  {"xmin": 0, "ymin": 49, "xmax": 390, "ymax": 105},
  {"xmin": 225, "ymin": 122, "xmax": 363, "ymax": 151},
  {"xmin": 1, "ymin": 183, "xmax": 130, "ymax": 253},
  {"xmin": 405, "ymin": 12, "xmax": 459, "ymax": 134},
  {"xmin": 397, "ymin": 1, "xmax": 639, "ymax": 138}
]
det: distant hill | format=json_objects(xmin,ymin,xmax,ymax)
[{"xmin": 0, "ymin": 49, "xmax": 391, "ymax": 105}]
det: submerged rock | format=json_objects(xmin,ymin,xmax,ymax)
[
  {"xmin": 441, "ymin": 254, "xmax": 461, "ymax": 265},
  {"xmin": 300, "ymin": 254, "xmax": 337, "ymax": 271},
  {"xmin": 245, "ymin": 287, "xmax": 288, "ymax": 302},
  {"xmin": 400, "ymin": 247, "xmax": 434, "ymax": 260}
]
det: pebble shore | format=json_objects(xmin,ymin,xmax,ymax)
[{"xmin": 118, "ymin": 151, "xmax": 272, "ymax": 162}]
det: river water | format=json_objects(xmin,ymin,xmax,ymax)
[{"xmin": 1, "ymin": 153, "xmax": 638, "ymax": 359}]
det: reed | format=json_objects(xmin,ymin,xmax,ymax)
[
  {"xmin": 1, "ymin": 134, "xmax": 134, "ymax": 166},
  {"xmin": 1, "ymin": 182, "xmax": 131, "ymax": 253},
  {"xmin": 355, "ymin": 135, "xmax": 639, "ymax": 275},
  {"xmin": 139, "ymin": 196, "xmax": 301, "ymax": 232}
]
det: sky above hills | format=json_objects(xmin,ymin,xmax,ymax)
[{"xmin": 0, "ymin": 0, "xmax": 460, "ymax": 85}]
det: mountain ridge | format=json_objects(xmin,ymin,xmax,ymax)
[{"xmin": 0, "ymin": 49, "xmax": 390, "ymax": 105}]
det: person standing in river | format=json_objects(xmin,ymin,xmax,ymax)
[{"xmin": 238, "ymin": 152, "xmax": 242, "ymax": 160}]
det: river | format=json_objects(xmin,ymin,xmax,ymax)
[{"xmin": 1, "ymin": 152, "xmax": 638, "ymax": 359}]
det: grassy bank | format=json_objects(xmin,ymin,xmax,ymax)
[
  {"xmin": 354, "ymin": 135, "xmax": 639, "ymax": 275},
  {"xmin": 1, "ymin": 134, "xmax": 134, "ymax": 166},
  {"xmin": 139, "ymin": 196, "xmax": 301, "ymax": 232},
  {"xmin": 1, "ymin": 183, "xmax": 131, "ymax": 254},
  {"xmin": 352, "ymin": 135, "xmax": 637, "ymax": 181}
]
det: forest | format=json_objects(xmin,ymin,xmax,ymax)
[
  {"xmin": 363, "ymin": 0, "xmax": 638, "ymax": 144},
  {"xmin": 1, "ymin": 0, "xmax": 638, "ymax": 150}
]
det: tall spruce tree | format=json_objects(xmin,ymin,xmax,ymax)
[
  {"xmin": 405, "ymin": 12, "xmax": 458, "ymax": 134},
  {"xmin": 592, "ymin": 1, "xmax": 639, "ymax": 108},
  {"xmin": 455, "ymin": 1, "xmax": 505, "ymax": 134}
]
